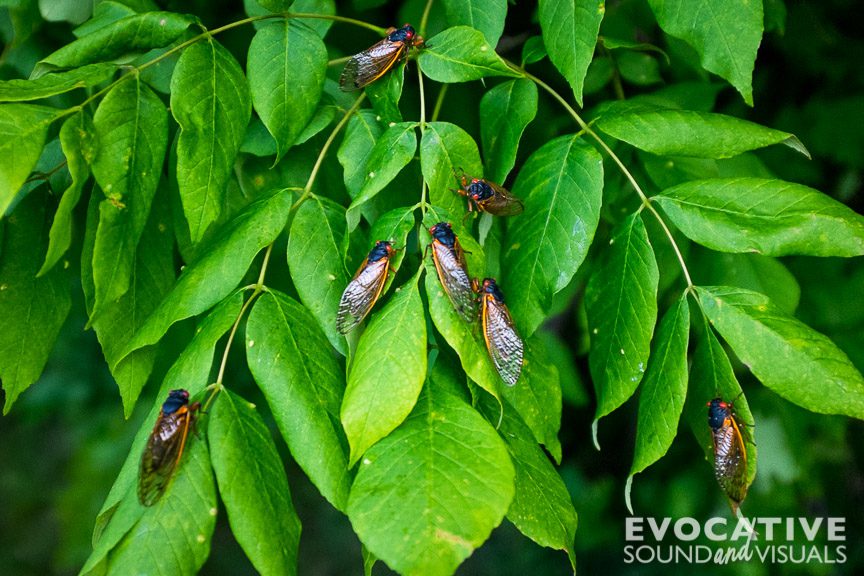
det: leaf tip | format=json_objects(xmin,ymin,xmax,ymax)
[{"xmin": 591, "ymin": 419, "xmax": 601, "ymax": 451}]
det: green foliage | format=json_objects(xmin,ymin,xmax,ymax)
[{"xmin": 1, "ymin": 1, "xmax": 863, "ymax": 575}]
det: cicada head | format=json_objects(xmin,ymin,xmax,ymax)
[
  {"xmin": 468, "ymin": 179, "xmax": 494, "ymax": 201},
  {"xmin": 367, "ymin": 240, "xmax": 395, "ymax": 263},
  {"xmin": 706, "ymin": 397, "xmax": 732, "ymax": 430},
  {"xmin": 481, "ymin": 277, "xmax": 505, "ymax": 302},
  {"xmin": 162, "ymin": 389, "xmax": 190, "ymax": 414},
  {"xmin": 429, "ymin": 222, "xmax": 456, "ymax": 247},
  {"xmin": 388, "ymin": 24, "xmax": 416, "ymax": 44}
]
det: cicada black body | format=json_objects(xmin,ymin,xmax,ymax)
[
  {"xmin": 337, "ymin": 240, "xmax": 396, "ymax": 334},
  {"xmin": 429, "ymin": 222, "xmax": 475, "ymax": 321},
  {"xmin": 476, "ymin": 278, "xmax": 523, "ymax": 386},
  {"xmin": 453, "ymin": 171, "xmax": 524, "ymax": 217},
  {"xmin": 138, "ymin": 389, "xmax": 200, "ymax": 506},
  {"xmin": 706, "ymin": 397, "xmax": 750, "ymax": 513},
  {"xmin": 340, "ymin": 24, "xmax": 423, "ymax": 91}
]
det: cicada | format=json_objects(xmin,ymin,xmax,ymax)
[
  {"xmin": 337, "ymin": 240, "xmax": 396, "ymax": 334},
  {"xmin": 706, "ymin": 397, "xmax": 751, "ymax": 513},
  {"xmin": 340, "ymin": 24, "xmax": 423, "ymax": 91},
  {"xmin": 138, "ymin": 389, "xmax": 200, "ymax": 506},
  {"xmin": 428, "ymin": 222, "xmax": 475, "ymax": 321},
  {"xmin": 453, "ymin": 171, "xmax": 524, "ymax": 217},
  {"xmin": 475, "ymin": 278, "xmax": 523, "ymax": 386}
]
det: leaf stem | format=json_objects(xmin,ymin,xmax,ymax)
[
  {"xmin": 290, "ymin": 92, "xmax": 366, "ymax": 213},
  {"xmin": 419, "ymin": 0, "xmax": 435, "ymax": 37},
  {"xmin": 431, "ymin": 83, "xmax": 448, "ymax": 122},
  {"xmin": 511, "ymin": 62, "xmax": 694, "ymax": 288}
]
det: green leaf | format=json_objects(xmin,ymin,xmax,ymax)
[
  {"xmin": 345, "ymin": 121, "xmax": 416, "ymax": 232},
  {"xmin": 686, "ymin": 317, "xmax": 756, "ymax": 486},
  {"xmin": 347, "ymin": 381, "xmax": 515, "ymax": 576},
  {"xmin": 257, "ymin": 0, "xmax": 295, "ymax": 11},
  {"xmin": 586, "ymin": 213, "xmax": 659, "ymax": 435},
  {"xmin": 596, "ymin": 108, "xmax": 808, "ymax": 159},
  {"xmin": 365, "ymin": 60, "xmax": 405, "ymax": 123},
  {"xmin": 420, "ymin": 121, "xmax": 483, "ymax": 217},
  {"xmin": 503, "ymin": 335, "xmax": 563, "ymax": 463},
  {"xmin": 418, "ymin": 26, "xmax": 520, "ymax": 83},
  {"xmin": 647, "ymin": 0, "xmax": 762, "ymax": 105},
  {"xmin": 503, "ymin": 134, "xmax": 603, "ymax": 337},
  {"xmin": 421, "ymin": 208, "xmax": 504, "ymax": 406},
  {"xmin": 697, "ymin": 286, "xmax": 864, "ymax": 420},
  {"xmin": 83, "ymin": 188, "xmax": 175, "ymax": 417},
  {"xmin": 289, "ymin": 0, "xmax": 335, "ymax": 38},
  {"xmin": 36, "ymin": 12, "xmax": 196, "ymax": 72},
  {"xmin": 521, "ymin": 36, "xmax": 547, "ymax": 66},
  {"xmin": 691, "ymin": 250, "xmax": 800, "ymax": 315},
  {"xmin": 654, "ymin": 178, "xmax": 864, "ymax": 257},
  {"xmin": 246, "ymin": 290, "xmax": 351, "ymax": 510},
  {"xmin": 367, "ymin": 206, "xmax": 416, "ymax": 292},
  {"xmin": 342, "ymin": 269, "xmax": 426, "ymax": 465},
  {"xmin": 39, "ymin": 110, "xmax": 95, "ymax": 276},
  {"xmin": 479, "ymin": 79, "xmax": 538, "ymax": 184},
  {"xmin": 287, "ymin": 196, "xmax": 349, "ymax": 355},
  {"xmin": 90, "ymin": 76, "xmax": 168, "ymax": 321},
  {"xmin": 210, "ymin": 389, "xmax": 301, "ymax": 576},
  {"xmin": 0, "ymin": 189, "xmax": 71, "ymax": 414},
  {"xmin": 171, "ymin": 38, "xmax": 252, "ymax": 242},
  {"xmin": 248, "ymin": 20, "xmax": 327, "ymax": 161},
  {"xmin": 441, "ymin": 0, "xmax": 507, "ymax": 46},
  {"xmin": 120, "ymin": 189, "xmax": 290, "ymax": 358},
  {"xmin": 89, "ymin": 293, "xmax": 242, "ymax": 549},
  {"xmin": 338, "ymin": 110, "xmax": 385, "ymax": 198},
  {"xmin": 104, "ymin": 437, "xmax": 217, "ymax": 575},
  {"xmin": 479, "ymin": 395, "xmax": 576, "ymax": 568},
  {"xmin": 0, "ymin": 63, "xmax": 115, "ymax": 102},
  {"xmin": 630, "ymin": 294, "xmax": 690, "ymax": 477},
  {"xmin": 538, "ymin": 0, "xmax": 604, "ymax": 106},
  {"xmin": 0, "ymin": 104, "xmax": 61, "ymax": 216}
]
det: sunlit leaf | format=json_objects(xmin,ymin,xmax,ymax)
[
  {"xmin": 479, "ymin": 79, "xmax": 537, "ymax": 184},
  {"xmin": 654, "ymin": 178, "xmax": 864, "ymax": 257},
  {"xmin": 248, "ymin": 20, "xmax": 327, "ymax": 161},
  {"xmin": 0, "ymin": 63, "xmax": 115, "ymax": 102},
  {"xmin": 504, "ymin": 134, "xmax": 603, "ymax": 337},
  {"xmin": 347, "ymin": 380, "xmax": 515, "ymax": 576},
  {"xmin": 441, "ymin": 0, "xmax": 507, "ymax": 47},
  {"xmin": 210, "ymin": 389, "xmax": 301, "ymax": 576},
  {"xmin": 246, "ymin": 290, "xmax": 351, "ymax": 510},
  {"xmin": 120, "ymin": 189, "xmax": 290, "ymax": 359},
  {"xmin": 539, "ymin": 0, "xmax": 604, "ymax": 106},
  {"xmin": 698, "ymin": 286, "xmax": 864, "ymax": 420},
  {"xmin": 342, "ymin": 269, "xmax": 426, "ymax": 465},
  {"xmin": 586, "ymin": 213, "xmax": 659, "ymax": 438},
  {"xmin": 418, "ymin": 26, "xmax": 520, "ymax": 83},
  {"xmin": 421, "ymin": 121, "xmax": 484, "ymax": 217},
  {"xmin": 0, "ymin": 104, "xmax": 61, "ymax": 216},
  {"xmin": 171, "ymin": 38, "xmax": 252, "ymax": 242}
]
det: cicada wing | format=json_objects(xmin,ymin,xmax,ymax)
[
  {"xmin": 340, "ymin": 39, "xmax": 406, "ymax": 91},
  {"xmin": 336, "ymin": 257, "xmax": 390, "ymax": 333},
  {"xmin": 138, "ymin": 409, "xmax": 192, "ymax": 506},
  {"xmin": 711, "ymin": 418, "xmax": 749, "ymax": 510},
  {"xmin": 479, "ymin": 181, "xmax": 524, "ymax": 216},
  {"xmin": 431, "ymin": 241, "xmax": 475, "ymax": 321},
  {"xmin": 482, "ymin": 297, "xmax": 524, "ymax": 386}
]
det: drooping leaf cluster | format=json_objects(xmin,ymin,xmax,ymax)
[{"xmin": 0, "ymin": 1, "xmax": 862, "ymax": 575}]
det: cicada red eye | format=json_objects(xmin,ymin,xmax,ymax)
[
  {"xmin": 452, "ymin": 172, "xmax": 524, "ymax": 217},
  {"xmin": 477, "ymin": 278, "xmax": 523, "ymax": 386},
  {"xmin": 706, "ymin": 397, "xmax": 751, "ymax": 513},
  {"xmin": 340, "ymin": 24, "xmax": 420, "ymax": 91},
  {"xmin": 138, "ymin": 389, "xmax": 200, "ymax": 506},
  {"xmin": 428, "ymin": 222, "xmax": 475, "ymax": 322},
  {"xmin": 336, "ymin": 240, "xmax": 395, "ymax": 333}
]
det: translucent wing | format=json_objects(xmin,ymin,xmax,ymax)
[
  {"xmin": 138, "ymin": 408, "xmax": 193, "ymax": 506},
  {"xmin": 482, "ymin": 296, "xmax": 524, "ymax": 386},
  {"xmin": 478, "ymin": 181, "xmax": 524, "ymax": 216},
  {"xmin": 431, "ymin": 240, "xmax": 475, "ymax": 321},
  {"xmin": 340, "ymin": 39, "xmax": 406, "ymax": 91},
  {"xmin": 336, "ymin": 257, "xmax": 390, "ymax": 333},
  {"xmin": 711, "ymin": 417, "xmax": 749, "ymax": 512}
]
